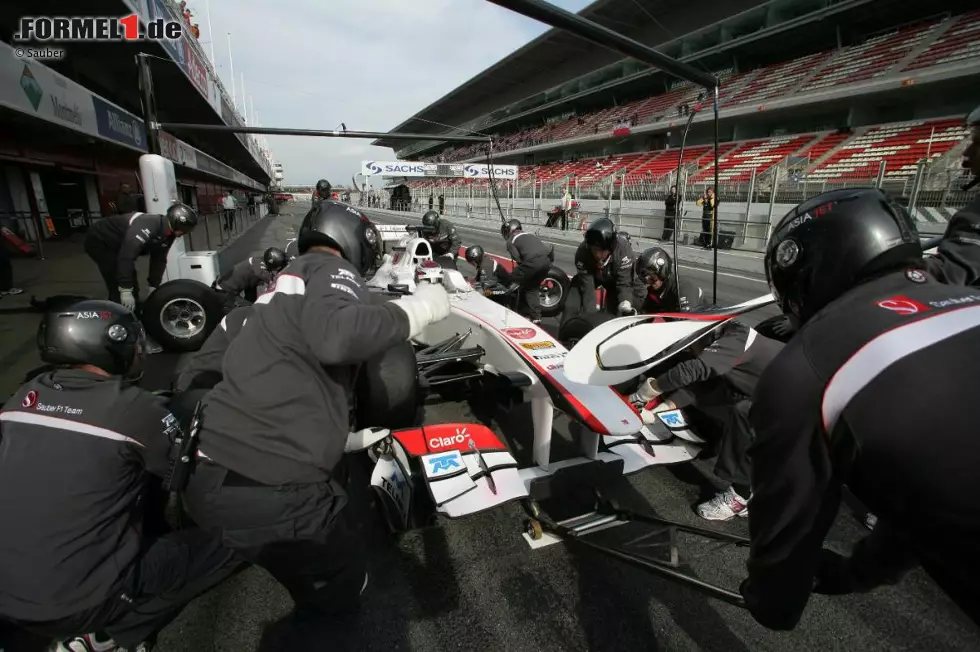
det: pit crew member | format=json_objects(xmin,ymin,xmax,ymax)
[
  {"xmin": 173, "ymin": 305, "xmax": 253, "ymax": 394},
  {"xmin": 181, "ymin": 200, "xmax": 452, "ymax": 617},
  {"xmin": 420, "ymin": 210, "xmax": 461, "ymax": 268},
  {"xmin": 497, "ymin": 219, "xmax": 554, "ymax": 323},
  {"xmin": 630, "ymin": 319, "xmax": 783, "ymax": 521},
  {"xmin": 741, "ymin": 188, "xmax": 980, "ymax": 630},
  {"xmin": 0, "ymin": 300, "xmax": 241, "ymax": 652},
  {"xmin": 463, "ymin": 245, "xmax": 500, "ymax": 283},
  {"xmin": 213, "ymin": 247, "xmax": 289, "ymax": 302},
  {"xmin": 924, "ymin": 105, "xmax": 980, "ymax": 287},
  {"xmin": 563, "ymin": 217, "xmax": 643, "ymax": 321},
  {"xmin": 635, "ymin": 247, "xmax": 706, "ymax": 313},
  {"xmin": 83, "ymin": 204, "xmax": 198, "ymax": 309},
  {"xmin": 312, "ymin": 179, "xmax": 331, "ymax": 208}
]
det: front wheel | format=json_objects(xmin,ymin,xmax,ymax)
[{"xmin": 539, "ymin": 266, "xmax": 570, "ymax": 318}]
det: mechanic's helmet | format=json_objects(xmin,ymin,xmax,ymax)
[
  {"xmin": 37, "ymin": 299, "xmax": 147, "ymax": 381},
  {"xmin": 315, "ymin": 179, "xmax": 331, "ymax": 197},
  {"xmin": 166, "ymin": 203, "xmax": 198, "ymax": 233},
  {"xmin": 584, "ymin": 218, "xmax": 616, "ymax": 252},
  {"xmin": 637, "ymin": 247, "xmax": 673, "ymax": 287},
  {"xmin": 297, "ymin": 200, "xmax": 380, "ymax": 275},
  {"xmin": 262, "ymin": 247, "xmax": 289, "ymax": 273},
  {"xmin": 464, "ymin": 245, "xmax": 485, "ymax": 267},
  {"xmin": 500, "ymin": 219, "xmax": 522, "ymax": 239},
  {"xmin": 765, "ymin": 188, "xmax": 921, "ymax": 323},
  {"xmin": 964, "ymin": 105, "xmax": 980, "ymax": 177},
  {"xmin": 421, "ymin": 210, "xmax": 441, "ymax": 234}
]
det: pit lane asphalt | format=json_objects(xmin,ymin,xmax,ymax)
[{"xmin": 6, "ymin": 201, "xmax": 977, "ymax": 652}]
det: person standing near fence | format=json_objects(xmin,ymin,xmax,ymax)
[
  {"xmin": 438, "ymin": 194, "xmax": 445, "ymax": 215},
  {"xmin": 221, "ymin": 191, "xmax": 237, "ymax": 232},
  {"xmin": 697, "ymin": 187, "xmax": 716, "ymax": 249},
  {"xmin": 561, "ymin": 187, "xmax": 572, "ymax": 231},
  {"xmin": 662, "ymin": 185, "xmax": 678, "ymax": 242}
]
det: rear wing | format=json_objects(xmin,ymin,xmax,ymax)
[{"xmin": 375, "ymin": 223, "xmax": 424, "ymax": 242}]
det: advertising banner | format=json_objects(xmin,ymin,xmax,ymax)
[
  {"xmin": 148, "ymin": 0, "xmax": 185, "ymax": 68},
  {"xmin": 0, "ymin": 48, "xmax": 99, "ymax": 139},
  {"xmin": 361, "ymin": 160, "xmax": 519, "ymax": 179},
  {"xmin": 182, "ymin": 40, "xmax": 208, "ymax": 98},
  {"xmin": 92, "ymin": 96, "xmax": 147, "ymax": 150}
]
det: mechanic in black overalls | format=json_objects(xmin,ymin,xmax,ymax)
[
  {"xmin": 83, "ymin": 204, "xmax": 198, "ymax": 309},
  {"xmin": 924, "ymin": 106, "xmax": 980, "ymax": 287},
  {"xmin": 421, "ymin": 210, "xmax": 461, "ymax": 269},
  {"xmin": 181, "ymin": 201, "xmax": 452, "ymax": 619},
  {"xmin": 213, "ymin": 247, "xmax": 289, "ymax": 303},
  {"xmin": 172, "ymin": 305, "xmax": 253, "ymax": 394},
  {"xmin": 0, "ymin": 300, "xmax": 242, "ymax": 652},
  {"xmin": 463, "ymin": 244, "xmax": 500, "ymax": 283},
  {"xmin": 497, "ymin": 219, "xmax": 553, "ymax": 323},
  {"xmin": 741, "ymin": 188, "xmax": 980, "ymax": 630},
  {"xmin": 635, "ymin": 247, "xmax": 706, "ymax": 313},
  {"xmin": 629, "ymin": 319, "xmax": 783, "ymax": 521},
  {"xmin": 563, "ymin": 217, "xmax": 644, "ymax": 321}
]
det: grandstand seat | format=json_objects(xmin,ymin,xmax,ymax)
[
  {"xmin": 690, "ymin": 135, "xmax": 815, "ymax": 183},
  {"xmin": 723, "ymin": 52, "xmax": 832, "ymax": 107},
  {"xmin": 902, "ymin": 10, "xmax": 980, "ymax": 71}
]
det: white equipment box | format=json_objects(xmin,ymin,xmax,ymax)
[{"xmin": 179, "ymin": 251, "xmax": 220, "ymax": 286}]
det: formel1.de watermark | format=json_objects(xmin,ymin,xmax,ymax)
[{"xmin": 14, "ymin": 15, "xmax": 183, "ymax": 43}]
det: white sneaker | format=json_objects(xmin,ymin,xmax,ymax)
[
  {"xmin": 49, "ymin": 633, "xmax": 117, "ymax": 652},
  {"xmin": 696, "ymin": 486, "xmax": 749, "ymax": 521}
]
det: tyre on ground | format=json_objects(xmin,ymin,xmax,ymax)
[{"xmin": 140, "ymin": 280, "xmax": 226, "ymax": 353}]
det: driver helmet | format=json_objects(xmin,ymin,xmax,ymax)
[
  {"xmin": 297, "ymin": 200, "xmax": 380, "ymax": 276},
  {"xmin": 421, "ymin": 210, "xmax": 441, "ymax": 235},
  {"xmin": 38, "ymin": 299, "xmax": 147, "ymax": 381},
  {"xmin": 765, "ymin": 188, "xmax": 921, "ymax": 323},
  {"xmin": 500, "ymin": 219, "xmax": 522, "ymax": 239},
  {"xmin": 464, "ymin": 245, "xmax": 485, "ymax": 267},
  {"xmin": 585, "ymin": 218, "xmax": 617, "ymax": 258},
  {"xmin": 166, "ymin": 203, "xmax": 198, "ymax": 234},
  {"xmin": 262, "ymin": 247, "xmax": 289, "ymax": 273},
  {"xmin": 637, "ymin": 247, "xmax": 673, "ymax": 289},
  {"xmin": 315, "ymin": 179, "xmax": 332, "ymax": 198}
]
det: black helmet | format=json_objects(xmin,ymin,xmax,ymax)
[
  {"xmin": 421, "ymin": 210, "xmax": 440, "ymax": 233},
  {"xmin": 166, "ymin": 203, "xmax": 198, "ymax": 232},
  {"xmin": 465, "ymin": 245, "xmax": 485, "ymax": 267},
  {"xmin": 585, "ymin": 218, "xmax": 616, "ymax": 251},
  {"xmin": 637, "ymin": 247, "xmax": 673, "ymax": 285},
  {"xmin": 500, "ymin": 219, "xmax": 522, "ymax": 239},
  {"xmin": 315, "ymin": 179, "xmax": 332, "ymax": 196},
  {"xmin": 37, "ymin": 299, "xmax": 147, "ymax": 380},
  {"xmin": 297, "ymin": 200, "xmax": 380, "ymax": 275},
  {"xmin": 765, "ymin": 188, "xmax": 921, "ymax": 322},
  {"xmin": 262, "ymin": 247, "xmax": 288, "ymax": 273}
]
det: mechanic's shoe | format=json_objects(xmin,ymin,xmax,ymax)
[
  {"xmin": 696, "ymin": 486, "xmax": 749, "ymax": 521},
  {"xmin": 117, "ymin": 643, "xmax": 153, "ymax": 652},
  {"xmin": 48, "ymin": 633, "xmax": 117, "ymax": 652},
  {"xmin": 1, "ymin": 287, "xmax": 24, "ymax": 295},
  {"xmin": 145, "ymin": 336, "xmax": 164, "ymax": 355}
]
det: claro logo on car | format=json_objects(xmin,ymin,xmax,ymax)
[{"xmin": 429, "ymin": 427, "xmax": 471, "ymax": 451}]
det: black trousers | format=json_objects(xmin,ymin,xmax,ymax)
[
  {"xmin": 10, "ymin": 529, "xmax": 243, "ymax": 648},
  {"xmin": 661, "ymin": 215, "xmax": 675, "ymax": 242},
  {"xmin": 495, "ymin": 264, "xmax": 550, "ymax": 321},
  {"xmin": 223, "ymin": 209, "xmax": 235, "ymax": 231},
  {"xmin": 0, "ymin": 241, "xmax": 14, "ymax": 291},
  {"xmin": 84, "ymin": 233, "xmax": 139, "ymax": 303},
  {"xmin": 700, "ymin": 217, "xmax": 713, "ymax": 247},
  {"xmin": 182, "ymin": 461, "xmax": 366, "ymax": 616},
  {"xmin": 669, "ymin": 378, "xmax": 753, "ymax": 489}
]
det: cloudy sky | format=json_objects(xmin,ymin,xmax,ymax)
[{"xmin": 199, "ymin": 0, "xmax": 592, "ymax": 187}]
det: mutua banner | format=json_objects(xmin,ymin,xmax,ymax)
[{"xmin": 362, "ymin": 160, "xmax": 518, "ymax": 179}]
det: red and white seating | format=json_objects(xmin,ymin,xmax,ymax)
[{"xmin": 902, "ymin": 10, "xmax": 980, "ymax": 71}]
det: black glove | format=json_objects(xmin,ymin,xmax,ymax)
[
  {"xmin": 812, "ymin": 549, "xmax": 857, "ymax": 595},
  {"xmin": 755, "ymin": 314, "xmax": 798, "ymax": 342}
]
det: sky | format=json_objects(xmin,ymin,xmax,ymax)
[{"xmin": 197, "ymin": 0, "xmax": 593, "ymax": 187}]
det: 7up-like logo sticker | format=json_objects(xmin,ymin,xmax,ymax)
[{"xmin": 20, "ymin": 65, "xmax": 42, "ymax": 110}]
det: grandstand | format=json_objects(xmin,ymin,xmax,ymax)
[{"xmin": 376, "ymin": 0, "xmax": 979, "ymax": 235}]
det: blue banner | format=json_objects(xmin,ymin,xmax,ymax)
[
  {"xmin": 148, "ymin": 0, "xmax": 186, "ymax": 68},
  {"xmin": 92, "ymin": 96, "xmax": 147, "ymax": 150}
]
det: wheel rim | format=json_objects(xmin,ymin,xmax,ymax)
[
  {"xmin": 539, "ymin": 278, "xmax": 563, "ymax": 309},
  {"xmin": 159, "ymin": 298, "xmax": 208, "ymax": 340}
]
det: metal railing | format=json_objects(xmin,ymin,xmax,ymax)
[{"xmin": 184, "ymin": 205, "xmax": 264, "ymax": 252}]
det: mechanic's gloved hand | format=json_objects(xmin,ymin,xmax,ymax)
[
  {"xmin": 391, "ymin": 282, "xmax": 451, "ymax": 339},
  {"xmin": 756, "ymin": 314, "xmax": 798, "ymax": 342},
  {"xmin": 628, "ymin": 378, "xmax": 662, "ymax": 407},
  {"xmin": 617, "ymin": 300, "xmax": 636, "ymax": 315},
  {"xmin": 119, "ymin": 288, "xmax": 136, "ymax": 311}
]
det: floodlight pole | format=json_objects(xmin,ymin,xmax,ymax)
[{"xmin": 712, "ymin": 86, "xmax": 720, "ymax": 305}]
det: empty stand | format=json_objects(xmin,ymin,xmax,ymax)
[
  {"xmin": 903, "ymin": 10, "xmax": 980, "ymax": 71},
  {"xmin": 797, "ymin": 131, "xmax": 851, "ymax": 165},
  {"xmin": 690, "ymin": 134, "xmax": 816, "ymax": 183},
  {"xmin": 806, "ymin": 119, "xmax": 970, "ymax": 181},
  {"xmin": 723, "ymin": 52, "xmax": 832, "ymax": 107}
]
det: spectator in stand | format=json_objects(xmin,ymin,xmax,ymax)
[
  {"xmin": 222, "ymin": 190, "xmax": 237, "ymax": 231},
  {"xmin": 662, "ymin": 185, "xmax": 678, "ymax": 242},
  {"xmin": 0, "ymin": 243, "xmax": 23, "ymax": 297},
  {"xmin": 116, "ymin": 183, "xmax": 138, "ymax": 214},
  {"xmin": 697, "ymin": 187, "xmax": 716, "ymax": 249}
]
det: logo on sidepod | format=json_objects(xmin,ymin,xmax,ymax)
[
  {"xmin": 503, "ymin": 327, "xmax": 536, "ymax": 340},
  {"xmin": 365, "ymin": 161, "xmax": 383, "ymax": 174},
  {"xmin": 429, "ymin": 426, "xmax": 470, "ymax": 451}
]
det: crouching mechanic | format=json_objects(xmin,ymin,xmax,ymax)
[
  {"xmin": 635, "ymin": 247, "xmax": 707, "ymax": 313},
  {"xmin": 629, "ymin": 319, "xmax": 784, "ymax": 521},
  {"xmin": 0, "ymin": 300, "xmax": 242, "ymax": 652},
  {"xmin": 464, "ymin": 245, "xmax": 500, "ymax": 283},
  {"xmin": 497, "ymin": 219, "xmax": 553, "ymax": 323},
  {"xmin": 84, "ymin": 203, "xmax": 198, "ymax": 310},
  {"xmin": 181, "ymin": 200, "xmax": 452, "ymax": 618},
  {"xmin": 741, "ymin": 188, "xmax": 980, "ymax": 630},
  {"xmin": 421, "ymin": 210, "xmax": 461, "ymax": 269},
  {"xmin": 563, "ymin": 218, "xmax": 643, "ymax": 321},
  {"xmin": 212, "ymin": 247, "xmax": 289, "ymax": 302}
]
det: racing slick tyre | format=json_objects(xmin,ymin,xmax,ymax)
[
  {"xmin": 140, "ymin": 280, "xmax": 226, "ymax": 353},
  {"xmin": 539, "ymin": 266, "xmax": 570, "ymax": 318},
  {"xmin": 356, "ymin": 341, "xmax": 421, "ymax": 430},
  {"xmin": 558, "ymin": 312, "xmax": 639, "ymax": 394}
]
